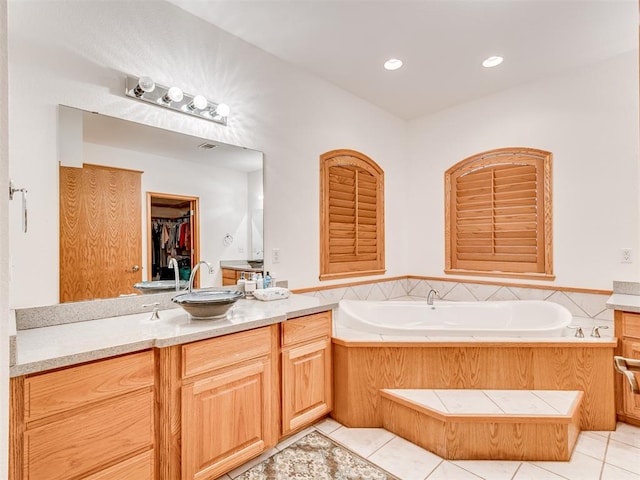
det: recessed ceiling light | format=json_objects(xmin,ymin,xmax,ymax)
[
  {"xmin": 482, "ymin": 56, "xmax": 504, "ymax": 68},
  {"xmin": 384, "ymin": 58, "xmax": 403, "ymax": 71}
]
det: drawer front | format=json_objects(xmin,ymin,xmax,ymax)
[
  {"xmin": 24, "ymin": 390, "xmax": 154, "ymax": 480},
  {"xmin": 282, "ymin": 311, "xmax": 332, "ymax": 347},
  {"xmin": 182, "ymin": 326, "xmax": 272, "ymax": 378},
  {"xmin": 83, "ymin": 450, "xmax": 154, "ymax": 480},
  {"xmin": 25, "ymin": 350, "xmax": 154, "ymax": 422},
  {"xmin": 622, "ymin": 312, "xmax": 640, "ymax": 339}
]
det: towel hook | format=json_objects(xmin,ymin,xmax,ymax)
[{"xmin": 9, "ymin": 180, "xmax": 28, "ymax": 233}]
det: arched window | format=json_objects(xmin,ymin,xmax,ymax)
[
  {"xmin": 445, "ymin": 147, "xmax": 554, "ymax": 280},
  {"xmin": 320, "ymin": 149, "xmax": 385, "ymax": 280}
]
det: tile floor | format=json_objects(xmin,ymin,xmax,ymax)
[{"xmin": 217, "ymin": 418, "xmax": 640, "ymax": 480}]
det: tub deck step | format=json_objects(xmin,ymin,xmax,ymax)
[{"xmin": 380, "ymin": 388, "xmax": 583, "ymax": 461}]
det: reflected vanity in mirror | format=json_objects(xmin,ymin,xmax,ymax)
[{"xmin": 57, "ymin": 105, "xmax": 264, "ymax": 303}]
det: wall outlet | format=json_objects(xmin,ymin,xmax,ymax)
[
  {"xmin": 272, "ymin": 248, "xmax": 280, "ymax": 264},
  {"xmin": 622, "ymin": 248, "xmax": 633, "ymax": 263}
]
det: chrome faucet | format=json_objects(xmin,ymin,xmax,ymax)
[
  {"xmin": 188, "ymin": 260, "xmax": 215, "ymax": 293},
  {"xmin": 427, "ymin": 289, "xmax": 440, "ymax": 306},
  {"xmin": 168, "ymin": 257, "xmax": 181, "ymax": 292}
]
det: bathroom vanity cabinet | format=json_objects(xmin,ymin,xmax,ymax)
[
  {"xmin": 10, "ymin": 351, "xmax": 155, "ymax": 480},
  {"xmin": 221, "ymin": 267, "xmax": 243, "ymax": 286},
  {"xmin": 280, "ymin": 311, "xmax": 333, "ymax": 435},
  {"xmin": 10, "ymin": 310, "xmax": 333, "ymax": 480},
  {"xmin": 180, "ymin": 326, "xmax": 278, "ymax": 480},
  {"xmin": 615, "ymin": 311, "xmax": 640, "ymax": 425}
]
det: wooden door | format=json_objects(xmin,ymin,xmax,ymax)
[
  {"xmin": 281, "ymin": 337, "xmax": 332, "ymax": 435},
  {"xmin": 60, "ymin": 164, "xmax": 142, "ymax": 302},
  {"xmin": 181, "ymin": 359, "xmax": 272, "ymax": 480}
]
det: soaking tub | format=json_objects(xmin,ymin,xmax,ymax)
[{"xmin": 338, "ymin": 299, "xmax": 573, "ymax": 337}]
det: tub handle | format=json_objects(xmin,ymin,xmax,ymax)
[
  {"xmin": 591, "ymin": 325, "xmax": 609, "ymax": 338},
  {"xmin": 567, "ymin": 325, "xmax": 584, "ymax": 338},
  {"xmin": 614, "ymin": 356, "xmax": 640, "ymax": 395}
]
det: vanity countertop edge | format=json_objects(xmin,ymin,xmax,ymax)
[{"xmin": 10, "ymin": 294, "xmax": 337, "ymax": 377}]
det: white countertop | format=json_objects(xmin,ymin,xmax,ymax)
[
  {"xmin": 606, "ymin": 293, "xmax": 640, "ymax": 313},
  {"xmin": 11, "ymin": 294, "xmax": 337, "ymax": 377}
]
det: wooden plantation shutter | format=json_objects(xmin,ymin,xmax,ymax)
[
  {"xmin": 445, "ymin": 147, "xmax": 554, "ymax": 280},
  {"xmin": 320, "ymin": 149, "xmax": 385, "ymax": 280}
]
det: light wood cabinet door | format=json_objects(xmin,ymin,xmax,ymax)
[
  {"xmin": 23, "ymin": 390, "xmax": 154, "ymax": 480},
  {"xmin": 622, "ymin": 340, "xmax": 640, "ymax": 420},
  {"xmin": 221, "ymin": 268, "xmax": 238, "ymax": 286},
  {"xmin": 181, "ymin": 358, "xmax": 274, "ymax": 480},
  {"xmin": 281, "ymin": 337, "xmax": 332, "ymax": 435}
]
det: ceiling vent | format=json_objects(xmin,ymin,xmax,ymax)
[{"xmin": 198, "ymin": 142, "xmax": 217, "ymax": 150}]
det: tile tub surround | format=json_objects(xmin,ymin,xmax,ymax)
[
  {"xmin": 298, "ymin": 276, "xmax": 613, "ymax": 322},
  {"xmin": 223, "ymin": 418, "xmax": 640, "ymax": 480},
  {"xmin": 9, "ymin": 294, "xmax": 337, "ymax": 376}
]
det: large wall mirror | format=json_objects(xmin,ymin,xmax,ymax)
[{"xmin": 57, "ymin": 105, "xmax": 263, "ymax": 303}]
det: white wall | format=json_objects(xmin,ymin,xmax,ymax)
[
  {"xmin": 248, "ymin": 169, "xmax": 264, "ymax": 260},
  {"xmin": 408, "ymin": 51, "xmax": 639, "ymax": 290},
  {"xmin": 7, "ymin": 0, "xmax": 408, "ymax": 307},
  {"xmin": 83, "ymin": 142, "xmax": 251, "ymax": 288},
  {"xmin": 0, "ymin": 0, "xmax": 9, "ymax": 475}
]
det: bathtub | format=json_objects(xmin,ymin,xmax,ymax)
[{"xmin": 338, "ymin": 299, "xmax": 573, "ymax": 337}]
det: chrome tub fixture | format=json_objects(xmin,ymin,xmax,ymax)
[{"xmin": 125, "ymin": 75, "xmax": 230, "ymax": 126}]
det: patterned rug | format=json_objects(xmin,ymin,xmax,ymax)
[{"xmin": 236, "ymin": 430, "xmax": 400, "ymax": 480}]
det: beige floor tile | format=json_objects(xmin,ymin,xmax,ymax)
[
  {"xmin": 328, "ymin": 426, "xmax": 396, "ymax": 458},
  {"xmin": 601, "ymin": 462, "xmax": 640, "ymax": 479},
  {"xmin": 574, "ymin": 431, "xmax": 609, "ymax": 460},
  {"xmin": 611, "ymin": 422, "xmax": 640, "ymax": 449},
  {"xmin": 604, "ymin": 438, "xmax": 640, "ymax": 473},
  {"xmin": 368, "ymin": 436, "xmax": 442, "ymax": 480},
  {"xmin": 532, "ymin": 451, "xmax": 603, "ymax": 480},
  {"xmin": 275, "ymin": 426, "xmax": 315, "ymax": 451},
  {"xmin": 452, "ymin": 460, "xmax": 521, "ymax": 480},
  {"xmin": 513, "ymin": 463, "xmax": 566, "ymax": 479},
  {"xmin": 425, "ymin": 461, "xmax": 483, "ymax": 479},
  {"xmin": 313, "ymin": 416, "xmax": 342, "ymax": 434}
]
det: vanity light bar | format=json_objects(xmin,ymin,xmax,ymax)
[{"xmin": 124, "ymin": 75, "xmax": 229, "ymax": 126}]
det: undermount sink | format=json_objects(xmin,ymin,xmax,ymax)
[
  {"xmin": 247, "ymin": 260, "xmax": 263, "ymax": 269},
  {"xmin": 172, "ymin": 289, "xmax": 244, "ymax": 320},
  {"xmin": 134, "ymin": 280, "xmax": 188, "ymax": 294}
]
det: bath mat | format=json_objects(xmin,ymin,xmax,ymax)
[{"xmin": 235, "ymin": 430, "xmax": 400, "ymax": 480}]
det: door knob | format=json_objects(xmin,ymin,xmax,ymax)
[{"xmin": 131, "ymin": 265, "xmax": 140, "ymax": 272}]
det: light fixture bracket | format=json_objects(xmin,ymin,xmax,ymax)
[{"xmin": 124, "ymin": 75, "xmax": 228, "ymax": 126}]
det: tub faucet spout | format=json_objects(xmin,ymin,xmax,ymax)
[{"xmin": 427, "ymin": 289, "xmax": 440, "ymax": 306}]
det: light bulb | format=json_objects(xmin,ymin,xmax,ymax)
[
  {"xmin": 482, "ymin": 56, "xmax": 504, "ymax": 68},
  {"xmin": 215, "ymin": 103, "xmax": 230, "ymax": 117},
  {"xmin": 186, "ymin": 95, "xmax": 208, "ymax": 111},
  {"xmin": 161, "ymin": 86, "xmax": 184, "ymax": 104},
  {"xmin": 383, "ymin": 59, "xmax": 403, "ymax": 71},
  {"xmin": 133, "ymin": 76, "xmax": 155, "ymax": 97}
]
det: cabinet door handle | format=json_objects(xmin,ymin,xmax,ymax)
[
  {"xmin": 614, "ymin": 356, "xmax": 640, "ymax": 394},
  {"xmin": 131, "ymin": 265, "xmax": 140, "ymax": 272}
]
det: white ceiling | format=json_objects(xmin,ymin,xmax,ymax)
[{"xmin": 167, "ymin": 0, "xmax": 638, "ymax": 120}]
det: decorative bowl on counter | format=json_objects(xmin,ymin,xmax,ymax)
[
  {"xmin": 134, "ymin": 280, "xmax": 188, "ymax": 294},
  {"xmin": 172, "ymin": 289, "xmax": 244, "ymax": 319}
]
